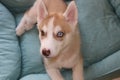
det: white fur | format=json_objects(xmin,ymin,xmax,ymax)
[
  {"xmin": 40, "ymin": 17, "xmax": 62, "ymax": 58},
  {"xmin": 40, "ymin": 17, "xmax": 55, "ymax": 57}
]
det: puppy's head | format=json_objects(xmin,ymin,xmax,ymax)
[{"xmin": 37, "ymin": 1, "xmax": 78, "ymax": 58}]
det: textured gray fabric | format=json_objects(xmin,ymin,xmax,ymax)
[{"xmin": 0, "ymin": 3, "xmax": 21, "ymax": 80}]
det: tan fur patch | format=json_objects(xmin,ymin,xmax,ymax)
[{"xmin": 38, "ymin": 13, "xmax": 71, "ymax": 33}]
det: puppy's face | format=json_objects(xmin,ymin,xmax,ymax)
[
  {"xmin": 38, "ymin": 14, "xmax": 72, "ymax": 58},
  {"xmin": 37, "ymin": 1, "xmax": 78, "ymax": 58}
]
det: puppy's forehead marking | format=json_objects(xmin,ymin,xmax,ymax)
[
  {"xmin": 53, "ymin": 14, "xmax": 71, "ymax": 33},
  {"xmin": 46, "ymin": 17, "xmax": 55, "ymax": 34},
  {"xmin": 47, "ymin": 17, "xmax": 54, "ymax": 28},
  {"xmin": 41, "ymin": 17, "xmax": 54, "ymax": 34},
  {"xmin": 39, "ymin": 14, "xmax": 71, "ymax": 33}
]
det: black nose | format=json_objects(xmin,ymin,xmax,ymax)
[{"xmin": 42, "ymin": 48, "xmax": 51, "ymax": 57}]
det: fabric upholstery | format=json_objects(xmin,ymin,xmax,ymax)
[
  {"xmin": 109, "ymin": 0, "xmax": 120, "ymax": 18},
  {"xmin": 0, "ymin": 0, "xmax": 35, "ymax": 13},
  {"xmin": 76, "ymin": 0, "xmax": 120, "ymax": 67},
  {"xmin": 84, "ymin": 50, "xmax": 120, "ymax": 80},
  {"xmin": 0, "ymin": 3, "xmax": 21, "ymax": 80},
  {"xmin": 15, "ymin": 14, "xmax": 45, "ymax": 77},
  {"xmin": 20, "ymin": 74, "xmax": 50, "ymax": 80},
  {"xmin": 20, "ymin": 70, "xmax": 72, "ymax": 80}
]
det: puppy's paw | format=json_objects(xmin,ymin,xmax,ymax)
[
  {"xmin": 16, "ymin": 25, "xmax": 25, "ymax": 36},
  {"xmin": 16, "ymin": 20, "xmax": 35, "ymax": 36}
]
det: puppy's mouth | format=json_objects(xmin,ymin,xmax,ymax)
[
  {"xmin": 43, "ymin": 54, "xmax": 55, "ymax": 58},
  {"xmin": 42, "ymin": 53, "xmax": 60, "ymax": 59},
  {"xmin": 44, "ymin": 55, "xmax": 51, "ymax": 58}
]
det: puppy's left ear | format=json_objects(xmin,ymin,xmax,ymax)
[
  {"xmin": 37, "ymin": 0, "xmax": 48, "ymax": 24},
  {"xmin": 63, "ymin": 1, "xmax": 78, "ymax": 27}
]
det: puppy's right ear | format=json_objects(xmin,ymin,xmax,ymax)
[
  {"xmin": 37, "ymin": 0, "xmax": 48, "ymax": 24},
  {"xmin": 63, "ymin": 1, "xmax": 78, "ymax": 27}
]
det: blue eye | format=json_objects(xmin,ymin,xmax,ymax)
[{"xmin": 57, "ymin": 31, "xmax": 64, "ymax": 37}]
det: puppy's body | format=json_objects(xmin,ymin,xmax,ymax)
[
  {"xmin": 41, "ymin": 15, "xmax": 83, "ymax": 80},
  {"xmin": 16, "ymin": 0, "xmax": 84, "ymax": 80}
]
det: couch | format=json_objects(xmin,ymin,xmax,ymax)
[{"xmin": 0, "ymin": 0, "xmax": 120, "ymax": 80}]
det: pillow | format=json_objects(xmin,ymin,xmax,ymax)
[
  {"xmin": 20, "ymin": 70, "xmax": 72, "ymax": 80},
  {"xmin": 84, "ymin": 50, "xmax": 120, "ymax": 80},
  {"xmin": 20, "ymin": 74, "xmax": 50, "ymax": 80},
  {"xmin": 15, "ymin": 14, "xmax": 45, "ymax": 77},
  {"xmin": 76, "ymin": 0, "xmax": 120, "ymax": 67},
  {"xmin": 0, "ymin": 0, "xmax": 35, "ymax": 13},
  {"xmin": 109, "ymin": 0, "xmax": 120, "ymax": 18},
  {"xmin": 0, "ymin": 3, "xmax": 21, "ymax": 80}
]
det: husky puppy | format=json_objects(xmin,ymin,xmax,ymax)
[{"xmin": 16, "ymin": 0, "xmax": 84, "ymax": 80}]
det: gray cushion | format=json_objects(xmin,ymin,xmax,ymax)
[
  {"xmin": 15, "ymin": 14, "xmax": 45, "ymax": 77},
  {"xmin": 20, "ymin": 71, "xmax": 72, "ymax": 80},
  {"xmin": 76, "ymin": 0, "xmax": 120, "ymax": 67},
  {"xmin": 0, "ymin": 0, "xmax": 35, "ymax": 13},
  {"xmin": 109, "ymin": 0, "xmax": 120, "ymax": 18},
  {"xmin": 0, "ymin": 3, "xmax": 21, "ymax": 80},
  {"xmin": 84, "ymin": 50, "xmax": 120, "ymax": 80},
  {"xmin": 20, "ymin": 74, "xmax": 50, "ymax": 80}
]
